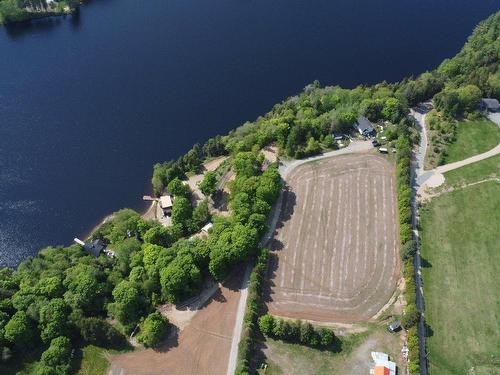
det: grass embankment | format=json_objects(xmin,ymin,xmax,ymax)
[
  {"xmin": 444, "ymin": 119, "xmax": 500, "ymax": 163},
  {"xmin": 420, "ymin": 178, "xmax": 500, "ymax": 374}
]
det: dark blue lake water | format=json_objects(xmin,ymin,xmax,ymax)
[{"xmin": 0, "ymin": 0, "xmax": 499, "ymax": 267}]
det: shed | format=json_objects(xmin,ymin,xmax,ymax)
[
  {"xmin": 481, "ymin": 98, "xmax": 500, "ymax": 112},
  {"xmin": 159, "ymin": 194, "xmax": 173, "ymax": 216},
  {"xmin": 354, "ymin": 116, "xmax": 375, "ymax": 136}
]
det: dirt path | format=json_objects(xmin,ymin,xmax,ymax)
[
  {"xmin": 226, "ymin": 265, "xmax": 251, "ymax": 375},
  {"xmin": 108, "ymin": 273, "xmax": 243, "ymax": 375}
]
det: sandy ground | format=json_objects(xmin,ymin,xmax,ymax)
[
  {"xmin": 158, "ymin": 279, "xmax": 219, "ymax": 330},
  {"xmin": 108, "ymin": 272, "xmax": 243, "ymax": 375},
  {"xmin": 186, "ymin": 156, "xmax": 228, "ymax": 204},
  {"xmin": 266, "ymin": 153, "xmax": 400, "ymax": 323}
]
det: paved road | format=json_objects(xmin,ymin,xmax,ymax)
[{"xmin": 409, "ymin": 106, "xmax": 430, "ymax": 375}]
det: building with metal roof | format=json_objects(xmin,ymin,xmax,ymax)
[
  {"xmin": 354, "ymin": 116, "xmax": 375, "ymax": 136},
  {"xmin": 370, "ymin": 352, "xmax": 396, "ymax": 375},
  {"xmin": 481, "ymin": 98, "xmax": 500, "ymax": 112}
]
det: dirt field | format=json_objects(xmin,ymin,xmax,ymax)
[
  {"xmin": 267, "ymin": 153, "xmax": 400, "ymax": 322},
  {"xmin": 108, "ymin": 274, "xmax": 242, "ymax": 375}
]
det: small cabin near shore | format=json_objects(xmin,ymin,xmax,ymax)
[
  {"xmin": 159, "ymin": 194, "xmax": 173, "ymax": 217},
  {"xmin": 74, "ymin": 238, "xmax": 113, "ymax": 257}
]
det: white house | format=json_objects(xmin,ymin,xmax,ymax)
[{"xmin": 370, "ymin": 352, "xmax": 396, "ymax": 375}]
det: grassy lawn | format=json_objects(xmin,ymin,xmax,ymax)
[
  {"xmin": 74, "ymin": 346, "xmax": 112, "ymax": 375},
  {"xmin": 420, "ymin": 181, "xmax": 500, "ymax": 374},
  {"xmin": 444, "ymin": 119, "xmax": 500, "ymax": 164},
  {"xmin": 74, "ymin": 345, "xmax": 133, "ymax": 375},
  {"xmin": 261, "ymin": 326, "xmax": 402, "ymax": 375},
  {"xmin": 444, "ymin": 154, "xmax": 500, "ymax": 186}
]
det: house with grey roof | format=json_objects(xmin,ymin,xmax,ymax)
[
  {"xmin": 354, "ymin": 116, "xmax": 375, "ymax": 136},
  {"xmin": 480, "ymin": 98, "xmax": 500, "ymax": 112}
]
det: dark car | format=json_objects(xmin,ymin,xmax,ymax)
[{"xmin": 388, "ymin": 321, "xmax": 401, "ymax": 333}]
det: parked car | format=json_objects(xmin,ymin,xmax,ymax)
[{"xmin": 388, "ymin": 321, "xmax": 401, "ymax": 333}]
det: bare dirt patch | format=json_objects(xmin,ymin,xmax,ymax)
[
  {"xmin": 266, "ymin": 153, "xmax": 400, "ymax": 322},
  {"xmin": 108, "ymin": 273, "xmax": 242, "ymax": 375}
]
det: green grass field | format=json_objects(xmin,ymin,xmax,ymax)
[
  {"xmin": 260, "ymin": 326, "xmax": 402, "ymax": 375},
  {"xmin": 74, "ymin": 346, "xmax": 113, "ymax": 375},
  {"xmin": 444, "ymin": 154, "xmax": 500, "ymax": 186},
  {"xmin": 444, "ymin": 119, "xmax": 500, "ymax": 164},
  {"xmin": 420, "ymin": 180, "xmax": 500, "ymax": 374}
]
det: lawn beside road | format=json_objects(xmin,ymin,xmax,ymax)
[
  {"xmin": 420, "ymin": 181, "xmax": 500, "ymax": 374},
  {"xmin": 444, "ymin": 154, "xmax": 500, "ymax": 186},
  {"xmin": 260, "ymin": 326, "xmax": 402, "ymax": 375},
  {"xmin": 444, "ymin": 119, "xmax": 500, "ymax": 164}
]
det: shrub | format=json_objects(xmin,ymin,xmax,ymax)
[
  {"xmin": 37, "ymin": 336, "xmax": 72, "ymax": 375},
  {"xmin": 258, "ymin": 313, "xmax": 334, "ymax": 349},
  {"xmin": 137, "ymin": 312, "xmax": 170, "ymax": 348},
  {"xmin": 236, "ymin": 249, "xmax": 269, "ymax": 373},
  {"xmin": 402, "ymin": 305, "xmax": 420, "ymax": 329},
  {"xmin": 78, "ymin": 317, "xmax": 127, "ymax": 348},
  {"xmin": 401, "ymin": 240, "xmax": 417, "ymax": 261}
]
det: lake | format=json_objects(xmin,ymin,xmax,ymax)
[{"xmin": 1, "ymin": 0, "xmax": 499, "ymax": 267}]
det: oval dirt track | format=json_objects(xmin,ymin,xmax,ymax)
[{"xmin": 267, "ymin": 153, "xmax": 400, "ymax": 322}]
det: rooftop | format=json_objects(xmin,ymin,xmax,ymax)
[
  {"xmin": 355, "ymin": 116, "xmax": 374, "ymax": 133},
  {"xmin": 370, "ymin": 352, "xmax": 396, "ymax": 375},
  {"xmin": 160, "ymin": 194, "xmax": 173, "ymax": 209},
  {"xmin": 481, "ymin": 98, "xmax": 500, "ymax": 110},
  {"xmin": 83, "ymin": 239, "xmax": 106, "ymax": 257}
]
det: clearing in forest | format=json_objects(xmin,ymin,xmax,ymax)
[{"xmin": 267, "ymin": 153, "xmax": 400, "ymax": 322}]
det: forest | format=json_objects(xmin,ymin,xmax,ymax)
[{"xmin": 0, "ymin": 10, "xmax": 499, "ymax": 375}]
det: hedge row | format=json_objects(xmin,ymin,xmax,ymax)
[
  {"xmin": 235, "ymin": 248, "xmax": 269, "ymax": 375},
  {"xmin": 258, "ymin": 314, "xmax": 335, "ymax": 349},
  {"xmin": 407, "ymin": 326, "xmax": 420, "ymax": 374},
  {"xmin": 395, "ymin": 130, "xmax": 420, "ymax": 375}
]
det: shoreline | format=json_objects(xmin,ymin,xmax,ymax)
[
  {"xmin": 82, "ymin": 197, "xmax": 154, "ymax": 241},
  {"xmin": 0, "ymin": 5, "xmax": 76, "ymax": 27}
]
